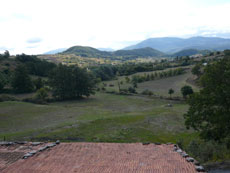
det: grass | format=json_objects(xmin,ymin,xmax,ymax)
[
  {"xmin": 0, "ymin": 92, "xmax": 196, "ymax": 143},
  {"xmin": 103, "ymin": 67, "xmax": 198, "ymax": 97},
  {"xmin": 0, "ymin": 65, "xmax": 198, "ymax": 144}
]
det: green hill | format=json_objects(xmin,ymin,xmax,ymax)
[
  {"xmin": 62, "ymin": 46, "xmax": 165, "ymax": 59},
  {"xmin": 62, "ymin": 46, "xmax": 111, "ymax": 58}
]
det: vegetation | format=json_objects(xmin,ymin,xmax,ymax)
[
  {"xmin": 168, "ymin": 88, "xmax": 174, "ymax": 99},
  {"xmin": 0, "ymin": 73, "xmax": 7, "ymax": 92},
  {"xmin": 184, "ymin": 55, "xmax": 230, "ymax": 143},
  {"xmin": 180, "ymin": 85, "xmax": 193, "ymax": 98},
  {"xmin": 49, "ymin": 64, "xmax": 96, "ymax": 100},
  {"xmin": 11, "ymin": 65, "xmax": 34, "ymax": 93}
]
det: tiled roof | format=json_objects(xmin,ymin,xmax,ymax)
[{"xmin": 1, "ymin": 142, "xmax": 198, "ymax": 173}]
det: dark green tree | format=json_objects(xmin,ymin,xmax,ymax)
[
  {"xmin": 168, "ymin": 88, "xmax": 174, "ymax": 99},
  {"xmin": 11, "ymin": 65, "xmax": 33, "ymax": 93},
  {"xmin": 192, "ymin": 64, "xmax": 202, "ymax": 77},
  {"xmin": 184, "ymin": 56, "xmax": 230, "ymax": 142},
  {"xmin": 0, "ymin": 73, "xmax": 6, "ymax": 92},
  {"xmin": 49, "ymin": 64, "xmax": 96, "ymax": 100},
  {"xmin": 34, "ymin": 77, "xmax": 44, "ymax": 90},
  {"xmin": 181, "ymin": 85, "xmax": 193, "ymax": 98}
]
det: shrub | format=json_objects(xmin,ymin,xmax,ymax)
[
  {"xmin": 128, "ymin": 87, "xmax": 136, "ymax": 94},
  {"xmin": 142, "ymin": 89, "xmax": 153, "ymax": 96},
  {"xmin": 35, "ymin": 88, "xmax": 48, "ymax": 102}
]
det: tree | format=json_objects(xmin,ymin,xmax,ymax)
[
  {"xmin": 34, "ymin": 77, "xmax": 43, "ymax": 90},
  {"xmin": 49, "ymin": 64, "xmax": 96, "ymax": 100},
  {"xmin": 184, "ymin": 56, "xmax": 230, "ymax": 142},
  {"xmin": 0, "ymin": 73, "xmax": 6, "ymax": 92},
  {"xmin": 168, "ymin": 88, "xmax": 174, "ymax": 99},
  {"xmin": 192, "ymin": 64, "xmax": 202, "ymax": 77},
  {"xmin": 181, "ymin": 85, "xmax": 193, "ymax": 98},
  {"xmin": 11, "ymin": 65, "xmax": 33, "ymax": 93},
  {"xmin": 3, "ymin": 50, "xmax": 10, "ymax": 58}
]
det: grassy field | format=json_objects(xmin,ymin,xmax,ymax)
[
  {"xmin": 0, "ymin": 92, "xmax": 197, "ymax": 144},
  {"xmin": 103, "ymin": 67, "xmax": 199, "ymax": 97},
  {"xmin": 0, "ymin": 65, "xmax": 199, "ymax": 144}
]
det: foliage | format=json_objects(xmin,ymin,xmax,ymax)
[
  {"xmin": 0, "ymin": 73, "xmax": 7, "ymax": 92},
  {"xmin": 11, "ymin": 65, "xmax": 34, "ymax": 93},
  {"xmin": 180, "ymin": 85, "xmax": 193, "ymax": 98},
  {"xmin": 131, "ymin": 68, "xmax": 185, "ymax": 84},
  {"xmin": 49, "ymin": 64, "xmax": 96, "ymax": 100},
  {"xmin": 184, "ymin": 56, "xmax": 230, "ymax": 142},
  {"xmin": 191, "ymin": 64, "xmax": 202, "ymax": 77},
  {"xmin": 168, "ymin": 88, "xmax": 174, "ymax": 98},
  {"xmin": 16, "ymin": 54, "xmax": 56, "ymax": 77},
  {"xmin": 35, "ymin": 88, "xmax": 48, "ymax": 102},
  {"xmin": 141, "ymin": 89, "xmax": 153, "ymax": 96},
  {"xmin": 0, "ymin": 50, "xmax": 10, "ymax": 59},
  {"xmin": 186, "ymin": 139, "xmax": 229, "ymax": 163},
  {"xmin": 128, "ymin": 87, "xmax": 137, "ymax": 94},
  {"xmin": 33, "ymin": 77, "xmax": 44, "ymax": 90}
]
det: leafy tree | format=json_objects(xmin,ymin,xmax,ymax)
[
  {"xmin": 3, "ymin": 50, "xmax": 10, "ymax": 58},
  {"xmin": 0, "ymin": 73, "xmax": 6, "ymax": 92},
  {"xmin": 11, "ymin": 65, "xmax": 34, "ymax": 93},
  {"xmin": 192, "ymin": 64, "xmax": 202, "ymax": 77},
  {"xmin": 168, "ymin": 88, "xmax": 174, "ymax": 99},
  {"xmin": 181, "ymin": 85, "xmax": 193, "ymax": 98},
  {"xmin": 49, "ymin": 64, "xmax": 96, "ymax": 100},
  {"xmin": 34, "ymin": 77, "xmax": 44, "ymax": 90},
  {"xmin": 184, "ymin": 56, "xmax": 230, "ymax": 142}
]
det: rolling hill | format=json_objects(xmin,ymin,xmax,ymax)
[
  {"xmin": 62, "ymin": 46, "xmax": 165, "ymax": 58},
  {"xmin": 62, "ymin": 46, "xmax": 111, "ymax": 58},
  {"xmin": 124, "ymin": 36, "xmax": 230, "ymax": 53}
]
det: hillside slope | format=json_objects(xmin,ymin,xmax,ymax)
[{"xmin": 62, "ymin": 46, "xmax": 165, "ymax": 58}]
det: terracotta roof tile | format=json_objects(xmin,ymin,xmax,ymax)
[{"xmin": 1, "ymin": 143, "xmax": 197, "ymax": 173}]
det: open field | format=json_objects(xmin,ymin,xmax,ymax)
[
  {"xmin": 0, "ymin": 92, "xmax": 197, "ymax": 144},
  {"xmin": 103, "ymin": 67, "xmax": 199, "ymax": 97}
]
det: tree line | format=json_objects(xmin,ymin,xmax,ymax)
[{"xmin": 130, "ymin": 68, "xmax": 185, "ymax": 84}]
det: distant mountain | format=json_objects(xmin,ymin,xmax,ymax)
[
  {"xmin": 97, "ymin": 48, "xmax": 114, "ymax": 52},
  {"xmin": 62, "ymin": 46, "xmax": 165, "ymax": 58},
  {"xmin": 114, "ymin": 47, "xmax": 165, "ymax": 57},
  {"xmin": 44, "ymin": 48, "xmax": 67, "ymax": 54},
  {"xmin": 124, "ymin": 36, "xmax": 230, "ymax": 53},
  {"xmin": 172, "ymin": 49, "xmax": 211, "ymax": 57}
]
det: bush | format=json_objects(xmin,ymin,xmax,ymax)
[
  {"xmin": 35, "ymin": 88, "xmax": 48, "ymax": 102},
  {"xmin": 186, "ymin": 139, "xmax": 228, "ymax": 163},
  {"xmin": 128, "ymin": 87, "xmax": 136, "ymax": 94},
  {"xmin": 0, "ymin": 94, "xmax": 17, "ymax": 102},
  {"xmin": 142, "ymin": 89, "xmax": 153, "ymax": 96}
]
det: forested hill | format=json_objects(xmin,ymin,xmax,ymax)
[
  {"xmin": 62, "ymin": 46, "xmax": 165, "ymax": 58},
  {"xmin": 62, "ymin": 46, "xmax": 111, "ymax": 58}
]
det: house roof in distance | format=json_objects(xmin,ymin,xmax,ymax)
[{"xmin": 1, "ymin": 142, "xmax": 198, "ymax": 173}]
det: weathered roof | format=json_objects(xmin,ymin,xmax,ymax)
[{"xmin": 1, "ymin": 142, "xmax": 198, "ymax": 173}]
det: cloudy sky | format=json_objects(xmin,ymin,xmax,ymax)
[{"xmin": 1, "ymin": 0, "xmax": 230, "ymax": 54}]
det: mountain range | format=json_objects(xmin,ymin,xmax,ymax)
[
  {"xmin": 44, "ymin": 36, "xmax": 230, "ymax": 58},
  {"xmin": 124, "ymin": 36, "xmax": 230, "ymax": 53}
]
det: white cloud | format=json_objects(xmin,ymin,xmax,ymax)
[{"xmin": 0, "ymin": 0, "xmax": 230, "ymax": 54}]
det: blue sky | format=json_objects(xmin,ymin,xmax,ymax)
[{"xmin": 1, "ymin": 0, "xmax": 230, "ymax": 54}]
